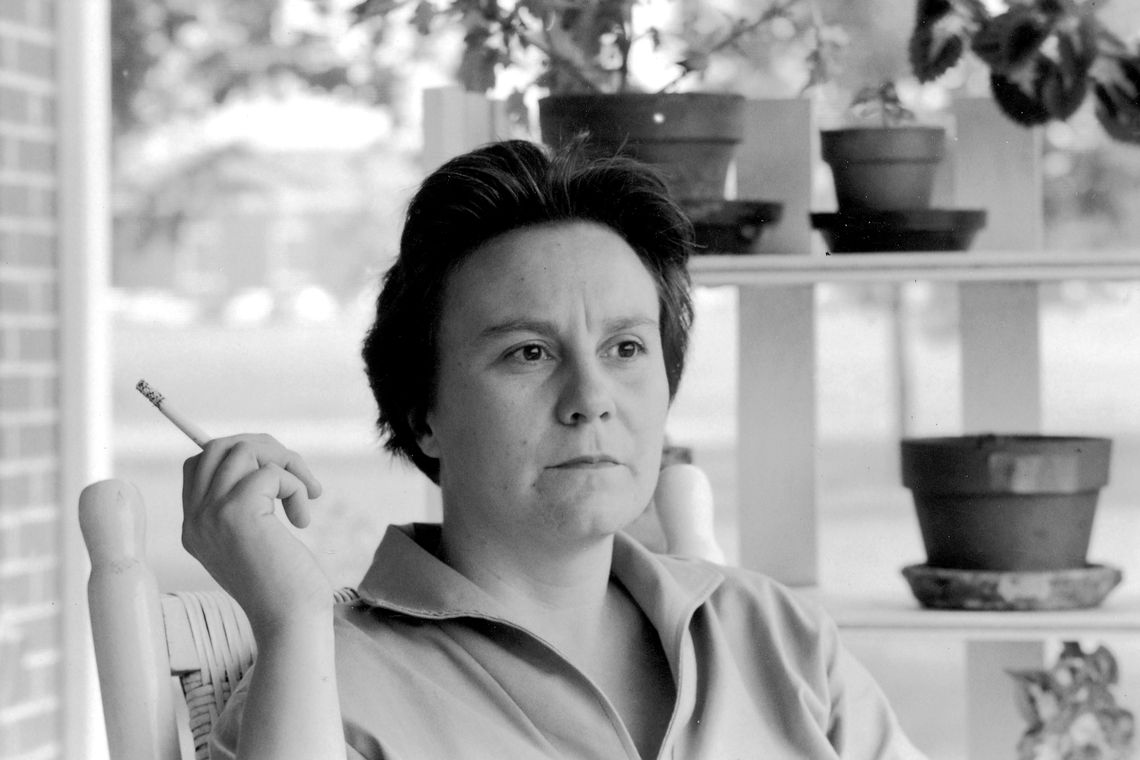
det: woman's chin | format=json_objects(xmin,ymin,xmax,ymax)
[{"xmin": 539, "ymin": 490, "xmax": 650, "ymax": 541}]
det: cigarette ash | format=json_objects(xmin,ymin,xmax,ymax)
[{"xmin": 135, "ymin": 379, "xmax": 165, "ymax": 407}]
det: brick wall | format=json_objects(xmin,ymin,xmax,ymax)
[{"xmin": 0, "ymin": 0, "xmax": 64, "ymax": 758}]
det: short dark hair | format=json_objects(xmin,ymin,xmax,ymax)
[{"xmin": 362, "ymin": 139, "xmax": 695, "ymax": 482}]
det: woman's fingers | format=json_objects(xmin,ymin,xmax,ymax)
[
  {"xmin": 183, "ymin": 434, "xmax": 322, "ymax": 527},
  {"xmin": 178, "ymin": 433, "xmax": 333, "ymax": 636},
  {"xmin": 230, "ymin": 463, "xmax": 313, "ymax": 529}
]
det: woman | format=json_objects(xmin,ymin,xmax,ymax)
[{"xmin": 184, "ymin": 140, "xmax": 926, "ymax": 759}]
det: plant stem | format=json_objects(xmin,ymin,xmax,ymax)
[{"xmin": 654, "ymin": 0, "xmax": 803, "ymax": 93}]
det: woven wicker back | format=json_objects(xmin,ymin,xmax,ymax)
[
  {"xmin": 81, "ymin": 479, "xmax": 360, "ymax": 760},
  {"xmin": 163, "ymin": 591, "xmax": 256, "ymax": 760}
]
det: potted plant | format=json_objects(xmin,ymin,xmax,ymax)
[
  {"xmin": 1009, "ymin": 642, "xmax": 1134, "ymax": 760},
  {"xmin": 908, "ymin": 0, "xmax": 1140, "ymax": 144},
  {"xmin": 898, "ymin": 434, "xmax": 1121, "ymax": 610},
  {"xmin": 820, "ymin": 81, "xmax": 947, "ymax": 211},
  {"xmin": 350, "ymin": 0, "xmax": 835, "ymax": 200},
  {"xmin": 811, "ymin": 81, "xmax": 987, "ymax": 252}
]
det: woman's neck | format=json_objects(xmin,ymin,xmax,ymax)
[{"xmin": 437, "ymin": 520, "xmax": 617, "ymax": 648}]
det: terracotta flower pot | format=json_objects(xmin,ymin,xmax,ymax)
[
  {"xmin": 900, "ymin": 434, "xmax": 1112, "ymax": 572},
  {"xmin": 538, "ymin": 92, "xmax": 745, "ymax": 201},
  {"xmin": 820, "ymin": 126, "xmax": 945, "ymax": 211}
]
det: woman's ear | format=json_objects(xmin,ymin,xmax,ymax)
[{"xmin": 412, "ymin": 412, "xmax": 440, "ymax": 459}]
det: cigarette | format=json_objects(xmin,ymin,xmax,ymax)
[{"xmin": 135, "ymin": 379, "xmax": 212, "ymax": 448}]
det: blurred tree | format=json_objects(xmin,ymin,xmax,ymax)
[
  {"xmin": 109, "ymin": 0, "xmax": 428, "ymax": 139},
  {"xmin": 109, "ymin": 0, "xmax": 420, "ymax": 308}
]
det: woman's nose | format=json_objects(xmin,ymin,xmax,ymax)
[{"xmin": 556, "ymin": 357, "xmax": 615, "ymax": 425}]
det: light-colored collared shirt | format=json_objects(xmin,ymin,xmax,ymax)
[{"xmin": 210, "ymin": 524, "xmax": 926, "ymax": 759}]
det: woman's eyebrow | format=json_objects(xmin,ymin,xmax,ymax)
[
  {"xmin": 476, "ymin": 318, "xmax": 558, "ymax": 342},
  {"xmin": 476, "ymin": 315, "xmax": 659, "ymax": 342}
]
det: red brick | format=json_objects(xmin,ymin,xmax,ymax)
[
  {"xmin": 13, "ymin": 231, "xmax": 56, "ymax": 266},
  {"xmin": 14, "ymin": 421, "xmax": 57, "ymax": 457},
  {"xmin": 18, "ymin": 518, "xmax": 57, "ymax": 559},
  {"xmin": 8, "ymin": 703, "xmax": 61, "ymax": 754},
  {"xmin": 15, "ymin": 138, "xmax": 52, "ymax": 173},
  {"xmin": 0, "ymin": 515, "xmax": 57, "ymax": 561},
  {"xmin": 0, "ymin": 0, "xmax": 27, "ymax": 24},
  {"xmin": 2, "ymin": 569, "xmax": 34, "ymax": 607},
  {"xmin": 0, "ymin": 424, "xmax": 14, "ymax": 458},
  {"xmin": 11, "ymin": 613, "xmax": 60, "ymax": 653},
  {"xmin": 29, "ymin": 0, "xmax": 53, "ymax": 29},
  {"xmin": 0, "ymin": 86, "xmax": 28, "ymax": 123},
  {"xmin": 0, "ymin": 324, "xmax": 14, "ymax": 360},
  {"xmin": 0, "ymin": 183, "xmax": 29, "ymax": 216},
  {"xmin": 30, "ymin": 374, "xmax": 56, "ymax": 407},
  {"xmin": 0, "ymin": 376, "xmax": 33, "ymax": 408},
  {"xmin": 17, "ymin": 325, "xmax": 55, "ymax": 361},
  {"xmin": 0, "ymin": 471, "xmax": 33, "ymax": 505},
  {"xmin": 32, "ymin": 186, "xmax": 55, "ymax": 217},
  {"xmin": 27, "ymin": 464, "xmax": 57, "ymax": 503},
  {"xmin": 34, "ymin": 92, "xmax": 54, "ymax": 126},
  {"xmin": 1, "ymin": 563, "xmax": 58, "ymax": 607},
  {"xmin": 0, "ymin": 280, "xmax": 31, "ymax": 312},
  {"xmin": 0, "ymin": 36, "xmax": 13, "ymax": 71},
  {"xmin": 16, "ymin": 40, "xmax": 53, "ymax": 80},
  {"xmin": 22, "ymin": 658, "xmax": 60, "ymax": 704}
]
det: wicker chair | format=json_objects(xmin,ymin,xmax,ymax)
[{"xmin": 80, "ymin": 467, "xmax": 720, "ymax": 759}]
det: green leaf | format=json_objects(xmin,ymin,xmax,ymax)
[
  {"xmin": 350, "ymin": 0, "xmax": 404, "ymax": 23},
  {"xmin": 990, "ymin": 67, "xmax": 1051, "ymax": 126},
  {"xmin": 1092, "ymin": 53, "xmax": 1140, "ymax": 143},
  {"xmin": 1008, "ymin": 670, "xmax": 1048, "ymax": 727},
  {"xmin": 411, "ymin": 0, "xmax": 436, "ymax": 35},
  {"xmin": 458, "ymin": 37, "xmax": 498, "ymax": 92},
  {"xmin": 971, "ymin": 7, "xmax": 1052, "ymax": 75},
  {"xmin": 909, "ymin": 0, "xmax": 987, "ymax": 82},
  {"xmin": 1041, "ymin": 56, "xmax": 1089, "ymax": 120}
]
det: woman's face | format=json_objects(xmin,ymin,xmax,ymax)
[{"xmin": 419, "ymin": 221, "xmax": 671, "ymax": 550}]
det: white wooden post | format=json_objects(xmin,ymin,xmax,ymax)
[
  {"xmin": 966, "ymin": 639, "xmax": 1048, "ymax": 759},
  {"xmin": 733, "ymin": 99, "xmax": 817, "ymax": 583},
  {"xmin": 58, "ymin": 2, "xmax": 113, "ymax": 757},
  {"xmin": 955, "ymin": 97, "xmax": 1045, "ymax": 433},
  {"xmin": 421, "ymin": 86, "xmax": 512, "ymax": 173},
  {"xmin": 953, "ymin": 97, "xmax": 1049, "ymax": 760}
]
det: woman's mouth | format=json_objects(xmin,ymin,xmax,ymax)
[{"xmin": 552, "ymin": 455, "xmax": 621, "ymax": 469}]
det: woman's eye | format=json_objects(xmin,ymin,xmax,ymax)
[
  {"xmin": 612, "ymin": 340, "xmax": 645, "ymax": 359},
  {"xmin": 510, "ymin": 344, "xmax": 549, "ymax": 362}
]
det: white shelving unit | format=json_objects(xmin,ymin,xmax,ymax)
[
  {"xmin": 724, "ymin": 96, "xmax": 1140, "ymax": 759},
  {"xmin": 690, "ymin": 250, "xmax": 1140, "ymax": 286},
  {"xmin": 422, "ymin": 87, "xmax": 1140, "ymax": 760}
]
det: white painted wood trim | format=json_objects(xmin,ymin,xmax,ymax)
[
  {"xmin": 966, "ymin": 641, "xmax": 1046, "ymax": 760},
  {"xmin": 689, "ymin": 250, "xmax": 1140, "ymax": 286},
  {"xmin": 736, "ymin": 286, "xmax": 817, "ymax": 584},
  {"xmin": 815, "ymin": 590, "xmax": 1140, "ymax": 638},
  {"xmin": 959, "ymin": 282, "xmax": 1042, "ymax": 432},
  {"xmin": 952, "ymin": 99, "xmax": 1045, "ymax": 760},
  {"xmin": 421, "ymin": 86, "xmax": 510, "ymax": 174},
  {"xmin": 732, "ymin": 100, "xmax": 818, "ymax": 584},
  {"xmin": 56, "ymin": 1, "xmax": 112, "ymax": 758}
]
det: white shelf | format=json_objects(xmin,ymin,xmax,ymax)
[
  {"xmin": 804, "ymin": 588, "xmax": 1140, "ymax": 640},
  {"xmin": 689, "ymin": 250, "xmax": 1140, "ymax": 287}
]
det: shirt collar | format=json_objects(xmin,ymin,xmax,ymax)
[{"xmin": 356, "ymin": 523, "xmax": 724, "ymax": 635}]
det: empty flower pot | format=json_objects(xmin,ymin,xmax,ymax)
[
  {"xmin": 900, "ymin": 434, "xmax": 1112, "ymax": 572},
  {"xmin": 821, "ymin": 126, "xmax": 945, "ymax": 211}
]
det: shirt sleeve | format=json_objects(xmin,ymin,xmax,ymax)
[
  {"xmin": 821, "ymin": 618, "xmax": 931, "ymax": 760},
  {"xmin": 207, "ymin": 668, "xmax": 372, "ymax": 760}
]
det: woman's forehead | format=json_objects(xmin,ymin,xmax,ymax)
[{"xmin": 438, "ymin": 221, "xmax": 660, "ymax": 331}]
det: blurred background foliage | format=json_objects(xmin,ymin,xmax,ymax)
[{"xmin": 110, "ymin": 0, "xmax": 1140, "ymax": 308}]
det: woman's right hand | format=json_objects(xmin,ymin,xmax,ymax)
[{"xmin": 182, "ymin": 434, "xmax": 333, "ymax": 638}]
